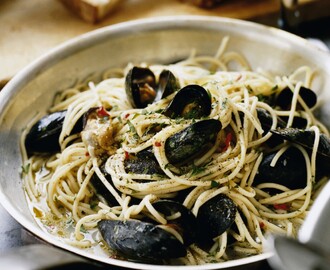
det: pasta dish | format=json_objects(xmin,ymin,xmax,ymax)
[{"xmin": 21, "ymin": 37, "xmax": 330, "ymax": 265}]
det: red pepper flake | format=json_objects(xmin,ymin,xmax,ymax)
[
  {"xmin": 125, "ymin": 113, "xmax": 130, "ymax": 119},
  {"xmin": 259, "ymin": 221, "xmax": 265, "ymax": 229},
  {"xmin": 223, "ymin": 132, "xmax": 232, "ymax": 152},
  {"xmin": 274, "ymin": 203, "xmax": 290, "ymax": 210},
  {"xmin": 85, "ymin": 152, "xmax": 90, "ymax": 157},
  {"xmin": 154, "ymin": 141, "xmax": 162, "ymax": 147},
  {"xmin": 97, "ymin": 106, "xmax": 109, "ymax": 117},
  {"xmin": 124, "ymin": 151, "xmax": 130, "ymax": 160}
]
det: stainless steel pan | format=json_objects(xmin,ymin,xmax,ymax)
[{"xmin": 1, "ymin": 16, "xmax": 330, "ymax": 269}]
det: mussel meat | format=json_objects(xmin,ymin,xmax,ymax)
[
  {"xmin": 196, "ymin": 194, "xmax": 237, "ymax": 243},
  {"xmin": 125, "ymin": 67, "xmax": 156, "ymax": 108},
  {"xmin": 163, "ymin": 84, "xmax": 212, "ymax": 119},
  {"xmin": 165, "ymin": 119, "xmax": 222, "ymax": 164},
  {"xmin": 125, "ymin": 67, "xmax": 179, "ymax": 108},
  {"xmin": 98, "ymin": 219, "xmax": 186, "ymax": 262}
]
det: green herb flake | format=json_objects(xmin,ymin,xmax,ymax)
[
  {"xmin": 221, "ymin": 98, "xmax": 228, "ymax": 109},
  {"xmin": 256, "ymin": 94, "xmax": 266, "ymax": 102},
  {"xmin": 211, "ymin": 180, "xmax": 219, "ymax": 188},
  {"xmin": 21, "ymin": 163, "xmax": 30, "ymax": 175},
  {"xmin": 80, "ymin": 225, "xmax": 87, "ymax": 233},
  {"xmin": 190, "ymin": 164, "xmax": 206, "ymax": 176},
  {"xmin": 127, "ymin": 120, "xmax": 140, "ymax": 140},
  {"xmin": 246, "ymin": 85, "xmax": 253, "ymax": 93}
]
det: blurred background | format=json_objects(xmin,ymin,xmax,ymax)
[{"xmin": 1, "ymin": 0, "xmax": 330, "ymax": 88}]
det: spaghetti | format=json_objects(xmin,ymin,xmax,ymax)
[{"xmin": 21, "ymin": 37, "xmax": 329, "ymax": 265}]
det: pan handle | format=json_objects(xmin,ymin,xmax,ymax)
[{"xmin": 0, "ymin": 244, "xmax": 106, "ymax": 269}]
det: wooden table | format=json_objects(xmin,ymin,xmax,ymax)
[{"xmin": 0, "ymin": 0, "xmax": 328, "ymax": 84}]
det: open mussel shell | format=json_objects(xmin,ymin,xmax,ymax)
[
  {"xmin": 275, "ymin": 86, "xmax": 317, "ymax": 110},
  {"xmin": 196, "ymin": 194, "xmax": 237, "ymax": 243},
  {"xmin": 165, "ymin": 119, "xmax": 222, "ymax": 164},
  {"xmin": 125, "ymin": 67, "xmax": 157, "ymax": 108},
  {"xmin": 271, "ymin": 128, "xmax": 330, "ymax": 159},
  {"xmin": 152, "ymin": 200, "xmax": 198, "ymax": 246},
  {"xmin": 163, "ymin": 84, "xmax": 211, "ymax": 119},
  {"xmin": 98, "ymin": 219, "xmax": 186, "ymax": 262},
  {"xmin": 253, "ymin": 147, "xmax": 307, "ymax": 189},
  {"xmin": 155, "ymin": 69, "xmax": 180, "ymax": 101}
]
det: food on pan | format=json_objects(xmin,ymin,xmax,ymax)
[{"xmin": 21, "ymin": 36, "xmax": 330, "ymax": 265}]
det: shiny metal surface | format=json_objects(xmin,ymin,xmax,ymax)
[
  {"xmin": 0, "ymin": 16, "xmax": 330, "ymax": 269},
  {"xmin": 267, "ymin": 181, "xmax": 330, "ymax": 270}
]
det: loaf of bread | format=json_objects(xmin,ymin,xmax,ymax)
[
  {"xmin": 58, "ymin": 0, "xmax": 120, "ymax": 23},
  {"xmin": 180, "ymin": 0, "xmax": 224, "ymax": 9}
]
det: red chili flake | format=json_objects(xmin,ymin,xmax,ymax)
[
  {"xmin": 124, "ymin": 151, "xmax": 130, "ymax": 160},
  {"xmin": 223, "ymin": 132, "xmax": 233, "ymax": 152},
  {"xmin": 125, "ymin": 113, "xmax": 130, "ymax": 119},
  {"xmin": 259, "ymin": 221, "xmax": 265, "ymax": 229},
  {"xmin": 274, "ymin": 203, "xmax": 290, "ymax": 210},
  {"xmin": 97, "ymin": 106, "xmax": 109, "ymax": 117},
  {"xmin": 154, "ymin": 141, "xmax": 162, "ymax": 147},
  {"xmin": 85, "ymin": 152, "xmax": 90, "ymax": 157}
]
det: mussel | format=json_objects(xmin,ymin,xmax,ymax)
[
  {"xmin": 271, "ymin": 128, "xmax": 330, "ymax": 159},
  {"xmin": 90, "ymin": 163, "xmax": 119, "ymax": 206},
  {"xmin": 98, "ymin": 196, "xmax": 238, "ymax": 262},
  {"xmin": 275, "ymin": 86, "xmax": 317, "ymax": 110},
  {"xmin": 124, "ymin": 147, "xmax": 164, "ymax": 175},
  {"xmin": 163, "ymin": 84, "xmax": 212, "ymax": 119},
  {"xmin": 156, "ymin": 69, "xmax": 180, "ymax": 101},
  {"xmin": 253, "ymin": 147, "xmax": 308, "ymax": 189},
  {"xmin": 98, "ymin": 219, "xmax": 187, "ymax": 262},
  {"xmin": 152, "ymin": 200, "xmax": 198, "ymax": 246},
  {"xmin": 97, "ymin": 200, "xmax": 200, "ymax": 262},
  {"xmin": 196, "ymin": 194, "xmax": 237, "ymax": 244},
  {"xmin": 165, "ymin": 119, "xmax": 222, "ymax": 164},
  {"xmin": 125, "ymin": 67, "xmax": 179, "ymax": 108},
  {"xmin": 25, "ymin": 110, "xmax": 83, "ymax": 154}
]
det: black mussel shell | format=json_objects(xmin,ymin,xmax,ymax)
[
  {"xmin": 152, "ymin": 200, "xmax": 198, "ymax": 246},
  {"xmin": 25, "ymin": 110, "xmax": 83, "ymax": 154},
  {"xmin": 253, "ymin": 108, "xmax": 286, "ymax": 134},
  {"xmin": 163, "ymin": 84, "xmax": 211, "ymax": 119},
  {"xmin": 196, "ymin": 194, "xmax": 237, "ymax": 243},
  {"xmin": 276, "ymin": 86, "xmax": 317, "ymax": 110},
  {"xmin": 125, "ymin": 67, "xmax": 157, "ymax": 108},
  {"xmin": 25, "ymin": 110, "xmax": 66, "ymax": 154},
  {"xmin": 271, "ymin": 128, "xmax": 330, "ymax": 159},
  {"xmin": 124, "ymin": 147, "xmax": 164, "ymax": 175},
  {"xmin": 155, "ymin": 69, "xmax": 180, "ymax": 101},
  {"xmin": 254, "ymin": 147, "xmax": 307, "ymax": 189},
  {"xmin": 279, "ymin": 116, "xmax": 308, "ymax": 129},
  {"xmin": 165, "ymin": 119, "xmax": 222, "ymax": 164},
  {"xmin": 90, "ymin": 163, "xmax": 120, "ymax": 206},
  {"xmin": 98, "ymin": 219, "xmax": 186, "ymax": 262}
]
